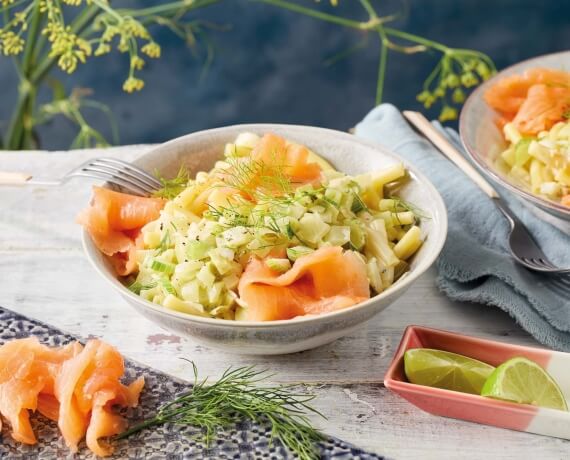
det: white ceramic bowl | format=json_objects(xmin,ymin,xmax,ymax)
[
  {"xmin": 460, "ymin": 51, "xmax": 570, "ymax": 231},
  {"xmin": 83, "ymin": 124, "xmax": 447, "ymax": 355}
]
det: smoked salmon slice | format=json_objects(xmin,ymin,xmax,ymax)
[
  {"xmin": 78, "ymin": 186, "xmax": 164, "ymax": 276},
  {"xmin": 512, "ymin": 84, "xmax": 570, "ymax": 135},
  {"xmin": 0, "ymin": 337, "xmax": 144, "ymax": 457},
  {"xmin": 55, "ymin": 340, "xmax": 99, "ymax": 452},
  {"xmin": 485, "ymin": 73, "xmax": 534, "ymax": 116},
  {"xmin": 0, "ymin": 351, "xmax": 42, "ymax": 444},
  {"xmin": 79, "ymin": 186, "xmax": 164, "ymax": 233},
  {"xmin": 238, "ymin": 246, "xmax": 370, "ymax": 321},
  {"xmin": 214, "ymin": 133, "xmax": 323, "ymax": 202},
  {"xmin": 250, "ymin": 133, "xmax": 322, "ymax": 185},
  {"xmin": 86, "ymin": 390, "xmax": 128, "ymax": 457},
  {"xmin": 484, "ymin": 67, "xmax": 570, "ymax": 117},
  {"xmin": 0, "ymin": 338, "xmax": 81, "ymax": 444},
  {"xmin": 36, "ymin": 394, "xmax": 60, "ymax": 422}
]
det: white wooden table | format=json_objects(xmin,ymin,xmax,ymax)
[{"xmin": 1, "ymin": 147, "xmax": 568, "ymax": 459}]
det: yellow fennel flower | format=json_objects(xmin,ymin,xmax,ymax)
[{"xmin": 123, "ymin": 76, "xmax": 144, "ymax": 93}]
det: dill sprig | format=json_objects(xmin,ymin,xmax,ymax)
[
  {"xmin": 116, "ymin": 364, "xmax": 325, "ymax": 460},
  {"xmin": 221, "ymin": 154, "xmax": 293, "ymax": 200},
  {"xmin": 206, "ymin": 203, "xmax": 251, "ymax": 227},
  {"xmin": 206, "ymin": 186, "xmax": 296, "ymax": 234},
  {"xmin": 153, "ymin": 166, "xmax": 192, "ymax": 200},
  {"xmin": 388, "ymin": 196, "xmax": 430, "ymax": 220}
]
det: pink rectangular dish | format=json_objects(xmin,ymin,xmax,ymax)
[{"xmin": 384, "ymin": 326, "xmax": 570, "ymax": 439}]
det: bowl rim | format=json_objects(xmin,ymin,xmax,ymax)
[
  {"xmin": 459, "ymin": 50, "xmax": 570, "ymax": 218},
  {"xmin": 82, "ymin": 123, "xmax": 448, "ymax": 329}
]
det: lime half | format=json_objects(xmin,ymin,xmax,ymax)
[
  {"xmin": 481, "ymin": 357, "xmax": 568, "ymax": 411},
  {"xmin": 404, "ymin": 348, "xmax": 495, "ymax": 394}
]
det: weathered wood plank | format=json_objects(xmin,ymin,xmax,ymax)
[{"xmin": 0, "ymin": 149, "xmax": 568, "ymax": 459}]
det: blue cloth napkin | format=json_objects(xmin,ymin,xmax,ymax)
[{"xmin": 355, "ymin": 104, "xmax": 570, "ymax": 352}]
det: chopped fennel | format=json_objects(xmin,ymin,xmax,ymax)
[{"xmin": 128, "ymin": 132, "xmax": 425, "ymax": 320}]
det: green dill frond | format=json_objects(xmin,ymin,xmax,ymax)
[
  {"xmin": 219, "ymin": 155, "xmax": 293, "ymax": 201},
  {"xmin": 388, "ymin": 196, "xmax": 430, "ymax": 220},
  {"xmin": 220, "ymin": 156, "xmax": 259, "ymax": 193},
  {"xmin": 115, "ymin": 364, "xmax": 325, "ymax": 460},
  {"xmin": 205, "ymin": 186, "xmax": 302, "ymax": 240},
  {"xmin": 153, "ymin": 166, "xmax": 192, "ymax": 199},
  {"xmin": 262, "ymin": 214, "xmax": 282, "ymax": 234},
  {"xmin": 206, "ymin": 204, "xmax": 251, "ymax": 228}
]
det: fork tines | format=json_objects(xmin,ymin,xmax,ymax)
[
  {"xmin": 521, "ymin": 256, "xmax": 570, "ymax": 276},
  {"xmin": 77, "ymin": 158, "xmax": 162, "ymax": 196}
]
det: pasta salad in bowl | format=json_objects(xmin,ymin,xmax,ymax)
[
  {"xmin": 498, "ymin": 120, "xmax": 570, "ymax": 206},
  {"xmin": 80, "ymin": 125, "xmax": 447, "ymax": 354},
  {"xmin": 460, "ymin": 51, "xmax": 570, "ymax": 227}
]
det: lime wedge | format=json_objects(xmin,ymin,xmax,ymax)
[
  {"xmin": 481, "ymin": 357, "xmax": 568, "ymax": 411},
  {"xmin": 404, "ymin": 348, "xmax": 495, "ymax": 394}
]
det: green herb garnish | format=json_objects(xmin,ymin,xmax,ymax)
[
  {"xmin": 116, "ymin": 364, "xmax": 325, "ymax": 460},
  {"xmin": 153, "ymin": 166, "xmax": 191, "ymax": 200},
  {"xmin": 388, "ymin": 197, "xmax": 430, "ymax": 220},
  {"xmin": 563, "ymin": 110, "xmax": 570, "ymax": 120},
  {"xmin": 222, "ymin": 155, "xmax": 292, "ymax": 198}
]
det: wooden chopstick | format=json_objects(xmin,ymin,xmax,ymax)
[
  {"xmin": 0, "ymin": 171, "xmax": 32, "ymax": 185},
  {"xmin": 402, "ymin": 110, "xmax": 499, "ymax": 199}
]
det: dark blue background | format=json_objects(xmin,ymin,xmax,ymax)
[{"xmin": 1, "ymin": 0, "xmax": 569, "ymax": 149}]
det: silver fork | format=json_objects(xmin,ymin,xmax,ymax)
[
  {"xmin": 403, "ymin": 111, "xmax": 570, "ymax": 277},
  {"xmin": 0, "ymin": 157, "xmax": 162, "ymax": 197}
]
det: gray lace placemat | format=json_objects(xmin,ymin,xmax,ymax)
[{"xmin": 0, "ymin": 306, "xmax": 384, "ymax": 459}]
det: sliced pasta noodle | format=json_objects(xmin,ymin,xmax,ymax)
[{"xmin": 393, "ymin": 225, "xmax": 423, "ymax": 260}]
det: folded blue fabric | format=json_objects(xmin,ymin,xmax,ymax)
[{"xmin": 355, "ymin": 104, "xmax": 570, "ymax": 351}]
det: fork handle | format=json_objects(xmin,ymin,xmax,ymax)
[
  {"xmin": 403, "ymin": 111, "xmax": 499, "ymax": 199},
  {"xmin": 0, "ymin": 171, "xmax": 32, "ymax": 184},
  {"xmin": 492, "ymin": 198, "xmax": 517, "ymax": 230}
]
